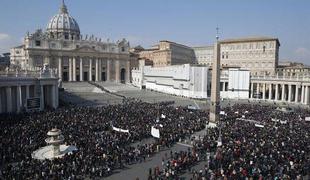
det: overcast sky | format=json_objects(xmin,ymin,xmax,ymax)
[{"xmin": 0, "ymin": 0, "xmax": 309, "ymax": 64}]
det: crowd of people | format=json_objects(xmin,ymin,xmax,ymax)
[
  {"xmin": 150, "ymin": 104, "xmax": 310, "ymax": 179},
  {"xmin": 1, "ymin": 99, "xmax": 310, "ymax": 179},
  {"xmin": 0, "ymin": 99, "xmax": 206, "ymax": 179}
]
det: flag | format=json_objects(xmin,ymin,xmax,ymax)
[{"xmin": 151, "ymin": 126, "xmax": 160, "ymax": 138}]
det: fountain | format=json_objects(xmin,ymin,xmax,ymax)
[{"xmin": 32, "ymin": 128, "xmax": 77, "ymax": 160}]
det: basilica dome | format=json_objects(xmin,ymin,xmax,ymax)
[{"xmin": 46, "ymin": 0, "xmax": 80, "ymax": 40}]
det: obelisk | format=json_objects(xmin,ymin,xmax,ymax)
[{"xmin": 209, "ymin": 40, "xmax": 221, "ymax": 122}]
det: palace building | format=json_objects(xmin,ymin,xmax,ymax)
[{"xmin": 10, "ymin": 1, "xmax": 132, "ymax": 83}]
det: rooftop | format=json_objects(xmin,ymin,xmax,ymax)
[{"xmin": 220, "ymin": 36, "xmax": 280, "ymax": 45}]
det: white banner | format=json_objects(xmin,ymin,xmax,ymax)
[
  {"xmin": 255, "ymin": 124, "xmax": 264, "ymax": 128},
  {"xmin": 305, "ymin": 117, "xmax": 310, "ymax": 121},
  {"xmin": 220, "ymin": 111, "xmax": 225, "ymax": 115},
  {"xmin": 161, "ymin": 114, "xmax": 166, "ymax": 119},
  {"xmin": 112, "ymin": 126, "xmax": 129, "ymax": 133},
  {"xmin": 217, "ymin": 141, "xmax": 222, "ymax": 147},
  {"xmin": 280, "ymin": 120, "xmax": 287, "ymax": 124},
  {"xmin": 151, "ymin": 126, "xmax": 160, "ymax": 138}
]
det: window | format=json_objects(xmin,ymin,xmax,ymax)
[
  {"xmin": 76, "ymin": 45, "xmax": 80, "ymax": 48},
  {"xmin": 63, "ymin": 42, "xmax": 68, "ymax": 48},
  {"xmin": 35, "ymin": 40, "xmax": 41, "ymax": 46},
  {"xmin": 64, "ymin": 33, "xmax": 69, "ymax": 40},
  {"xmin": 122, "ymin": 47, "xmax": 125, "ymax": 52},
  {"xmin": 263, "ymin": 46, "xmax": 266, "ymax": 53}
]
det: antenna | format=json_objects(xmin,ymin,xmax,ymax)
[{"xmin": 216, "ymin": 27, "xmax": 220, "ymax": 41}]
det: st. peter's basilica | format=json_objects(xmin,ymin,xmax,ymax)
[{"xmin": 10, "ymin": 0, "xmax": 132, "ymax": 83}]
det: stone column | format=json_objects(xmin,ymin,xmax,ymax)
[
  {"xmin": 269, "ymin": 84, "xmax": 272, "ymax": 100},
  {"xmin": 40, "ymin": 85, "xmax": 44, "ymax": 111},
  {"xmin": 281, "ymin": 84, "xmax": 285, "ymax": 101},
  {"xmin": 95, "ymin": 58, "xmax": 99, "ymax": 81},
  {"xmin": 80, "ymin": 57, "xmax": 83, "ymax": 81},
  {"xmin": 288, "ymin": 84, "xmax": 292, "ymax": 102},
  {"xmin": 89, "ymin": 58, "xmax": 92, "ymax": 81},
  {"xmin": 69, "ymin": 57, "xmax": 72, "ymax": 81},
  {"xmin": 72, "ymin": 57, "xmax": 76, "ymax": 81},
  {"xmin": 126, "ymin": 60, "xmax": 131, "ymax": 83},
  {"xmin": 115, "ymin": 60, "xmax": 120, "ymax": 83},
  {"xmin": 16, "ymin": 86, "xmax": 22, "ymax": 113},
  {"xmin": 256, "ymin": 83, "xmax": 260, "ymax": 99},
  {"xmin": 275, "ymin": 84, "xmax": 279, "ymax": 101},
  {"xmin": 250, "ymin": 82, "xmax": 254, "ymax": 98},
  {"xmin": 301, "ymin": 85, "xmax": 305, "ymax": 104},
  {"xmin": 58, "ymin": 57, "xmax": 62, "ymax": 80},
  {"xmin": 222, "ymin": 82, "xmax": 225, "ymax": 92},
  {"xmin": 262, "ymin": 83, "xmax": 266, "ymax": 100},
  {"xmin": 107, "ymin": 59, "xmax": 111, "ymax": 81},
  {"xmin": 306, "ymin": 86, "xmax": 309, "ymax": 105},
  {"xmin": 99, "ymin": 59, "xmax": 102, "ymax": 81},
  {"xmin": 6, "ymin": 87, "xmax": 12, "ymax": 113},
  {"xmin": 295, "ymin": 85, "xmax": 299, "ymax": 103}
]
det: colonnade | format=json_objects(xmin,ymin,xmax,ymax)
[
  {"xmin": 57, "ymin": 56, "xmax": 130, "ymax": 83},
  {"xmin": 0, "ymin": 78, "xmax": 59, "ymax": 114},
  {"xmin": 249, "ymin": 82, "xmax": 310, "ymax": 105}
]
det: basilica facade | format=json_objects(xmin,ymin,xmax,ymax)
[{"xmin": 10, "ymin": 1, "xmax": 132, "ymax": 83}]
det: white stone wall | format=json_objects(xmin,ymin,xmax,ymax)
[
  {"xmin": 131, "ymin": 68, "xmax": 143, "ymax": 88},
  {"xmin": 132, "ymin": 64, "xmax": 209, "ymax": 99}
]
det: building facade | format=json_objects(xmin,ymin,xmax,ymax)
[
  {"xmin": 133, "ymin": 40, "xmax": 196, "ymax": 67},
  {"xmin": 132, "ymin": 62, "xmax": 210, "ymax": 99},
  {"xmin": 276, "ymin": 61, "xmax": 310, "ymax": 76},
  {"xmin": 192, "ymin": 46, "xmax": 214, "ymax": 66},
  {"xmin": 10, "ymin": 1, "xmax": 132, "ymax": 83},
  {"xmin": 193, "ymin": 37, "xmax": 280, "ymax": 75}
]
